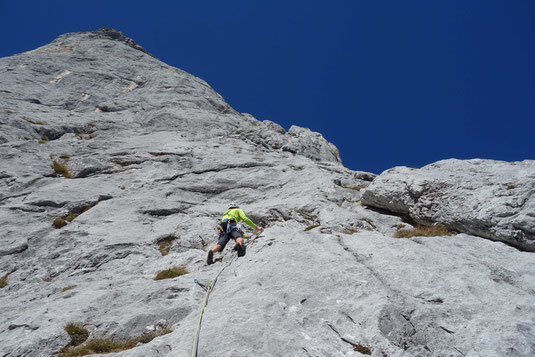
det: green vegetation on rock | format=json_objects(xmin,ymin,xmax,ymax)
[
  {"xmin": 304, "ymin": 224, "xmax": 320, "ymax": 231},
  {"xmin": 353, "ymin": 343, "xmax": 372, "ymax": 355},
  {"xmin": 154, "ymin": 266, "xmax": 188, "ymax": 280},
  {"xmin": 53, "ymin": 202, "xmax": 99, "ymax": 228},
  {"xmin": 59, "ymin": 329, "xmax": 172, "ymax": 357},
  {"xmin": 157, "ymin": 234, "xmax": 177, "ymax": 256},
  {"xmin": 53, "ymin": 160, "xmax": 72, "ymax": 178},
  {"xmin": 65, "ymin": 323, "xmax": 89, "ymax": 347},
  {"xmin": 0, "ymin": 271, "xmax": 12, "ymax": 288},
  {"xmin": 53, "ymin": 217, "xmax": 68, "ymax": 228}
]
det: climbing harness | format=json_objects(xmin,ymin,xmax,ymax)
[
  {"xmin": 191, "ymin": 231, "xmax": 263, "ymax": 357},
  {"xmin": 220, "ymin": 218, "xmax": 236, "ymax": 233},
  {"xmin": 219, "ymin": 219, "xmax": 246, "ymax": 236}
]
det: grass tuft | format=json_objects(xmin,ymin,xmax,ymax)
[
  {"xmin": 157, "ymin": 234, "xmax": 177, "ymax": 256},
  {"xmin": 53, "ymin": 203, "xmax": 97, "ymax": 228},
  {"xmin": 506, "ymin": 184, "xmax": 517, "ymax": 190},
  {"xmin": 43, "ymin": 277, "xmax": 53, "ymax": 282},
  {"xmin": 59, "ymin": 154, "xmax": 71, "ymax": 159},
  {"xmin": 53, "ymin": 217, "xmax": 68, "ymax": 228},
  {"xmin": 25, "ymin": 118, "xmax": 45, "ymax": 125},
  {"xmin": 65, "ymin": 212, "xmax": 79, "ymax": 222},
  {"xmin": 74, "ymin": 132, "xmax": 95, "ymax": 140},
  {"xmin": 363, "ymin": 218, "xmax": 376, "ymax": 230},
  {"xmin": 304, "ymin": 224, "xmax": 320, "ymax": 232},
  {"xmin": 348, "ymin": 185, "xmax": 363, "ymax": 191},
  {"xmin": 62, "ymin": 285, "xmax": 76, "ymax": 292},
  {"xmin": 59, "ymin": 329, "xmax": 172, "ymax": 356},
  {"xmin": 343, "ymin": 229, "xmax": 359, "ymax": 235},
  {"xmin": 53, "ymin": 160, "xmax": 72, "ymax": 178},
  {"xmin": 154, "ymin": 266, "xmax": 188, "ymax": 281},
  {"xmin": 394, "ymin": 225, "xmax": 451, "ymax": 238},
  {"xmin": 353, "ymin": 343, "xmax": 372, "ymax": 355},
  {"xmin": 65, "ymin": 323, "xmax": 89, "ymax": 347},
  {"xmin": 0, "ymin": 271, "xmax": 13, "ymax": 288},
  {"xmin": 81, "ymin": 203, "xmax": 97, "ymax": 213}
]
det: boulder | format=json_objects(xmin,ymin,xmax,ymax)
[{"xmin": 361, "ymin": 159, "xmax": 535, "ymax": 251}]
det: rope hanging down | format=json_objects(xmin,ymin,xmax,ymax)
[{"xmin": 191, "ymin": 232, "xmax": 263, "ymax": 357}]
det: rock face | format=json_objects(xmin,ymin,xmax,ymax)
[
  {"xmin": 361, "ymin": 159, "xmax": 535, "ymax": 251},
  {"xmin": 1, "ymin": 28, "xmax": 535, "ymax": 357}
]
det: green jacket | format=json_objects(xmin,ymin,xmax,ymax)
[{"xmin": 222, "ymin": 208, "xmax": 257, "ymax": 229}]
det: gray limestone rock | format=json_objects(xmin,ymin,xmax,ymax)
[
  {"xmin": 1, "ymin": 28, "xmax": 535, "ymax": 357},
  {"xmin": 361, "ymin": 159, "xmax": 535, "ymax": 251}
]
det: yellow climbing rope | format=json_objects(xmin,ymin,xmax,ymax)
[{"xmin": 191, "ymin": 233, "xmax": 263, "ymax": 357}]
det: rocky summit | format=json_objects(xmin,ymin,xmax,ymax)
[{"xmin": 1, "ymin": 28, "xmax": 534, "ymax": 357}]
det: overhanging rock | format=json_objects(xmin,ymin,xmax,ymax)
[{"xmin": 361, "ymin": 158, "xmax": 535, "ymax": 251}]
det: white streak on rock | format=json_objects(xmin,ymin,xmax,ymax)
[
  {"xmin": 122, "ymin": 81, "xmax": 138, "ymax": 94},
  {"xmin": 47, "ymin": 70, "xmax": 72, "ymax": 84}
]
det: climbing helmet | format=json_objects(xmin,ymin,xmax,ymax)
[{"xmin": 228, "ymin": 202, "xmax": 239, "ymax": 209}]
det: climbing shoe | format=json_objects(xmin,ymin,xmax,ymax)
[
  {"xmin": 234, "ymin": 243, "xmax": 246, "ymax": 257},
  {"xmin": 207, "ymin": 250, "xmax": 214, "ymax": 265}
]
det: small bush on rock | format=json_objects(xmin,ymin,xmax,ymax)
[
  {"xmin": 154, "ymin": 266, "xmax": 188, "ymax": 280},
  {"xmin": 395, "ymin": 225, "xmax": 451, "ymax": 238}
]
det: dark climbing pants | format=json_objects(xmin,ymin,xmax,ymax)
[{"xmin": 217, "ymin": 221, "xmax": 242, "ymax": 249}]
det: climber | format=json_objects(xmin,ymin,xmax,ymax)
[{"xmin": 207, "ymin": 202, "xmax": 263, "ymax": 265}]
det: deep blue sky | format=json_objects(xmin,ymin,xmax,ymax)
[{"xmin": 1, "ymin": 1, "xmax": 534, "ymax": 173}]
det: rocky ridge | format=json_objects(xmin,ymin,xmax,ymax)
[{"xmin": 1, "ymin": 28, "xmax": 534, "ymax": 357}]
